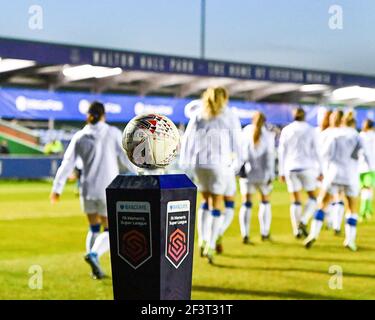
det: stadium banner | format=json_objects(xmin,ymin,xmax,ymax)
[
  {"xmin": 2, "ymin": 37, "xmax": 375, "ymax": 87},
  {"xmin": 0, "ymin": 86, "xmax": 374, "ymax": 127},
  {"xmin": 0, "ymin": 156, "xmax": 61, "ymax": 178}
]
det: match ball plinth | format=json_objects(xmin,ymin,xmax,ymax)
[{"xmin": 106, "ymin": 174, "xmax": 197, "ymax": 300}]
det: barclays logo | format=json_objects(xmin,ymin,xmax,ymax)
[
  {"xmin": 15, "ymin": 96, "xmax": 63, "ymax": 112},
  {"xmin": 169, "ymin": 203, "xmax": 189, "ymax": 211}
]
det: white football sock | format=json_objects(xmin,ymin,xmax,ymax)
[
  {"xmin": 197, "ymin": 204, "xmax": 209, "ymax": 247},
  {"xmin": 86, "ymin": 230, "xmax": 99, "ymax": 253},
  {"xmin": 301, "ymin": 198, "xmax": 317, "ymax": 226},
  {"xmin": 91, "ymin": 231, "xmax": 110, "ymax": 257},
  {"xmin": 259, "ymin": 202, "xmax": 272, "ymax": 236},
  {"xmin": 219, "ymin": 205, "xmax": 234, "ymax": 237},
  {"xmin": 333, "ymin": 201, "xmax": 345, "ymax": 231},
  {"xmin": 208, "ymin": 210, "xmax": 222, "ymax": 250},
  {"xmin": 290, "ymin": 202, "xmax": 302, "ymax": 236},
  {"xmin": 239, "ymin": 203, "xmax": 252, "ymax": 238},
  {"xmin": 344, "ymin": 213, "xmax": 358, "ymax": 246},
  {"xmin": 325, "ymin": 202, "xmax": 335, "ymax": 229},
  {"xmin": 309, "ymin": 209, "xmax": 325, "ymax": 239}
]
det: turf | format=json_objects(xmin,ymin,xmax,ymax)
[{"xmin": 1, "ymin": 180, "xmax": 375, "ymax": 300}]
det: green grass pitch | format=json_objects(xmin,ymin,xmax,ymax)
[{"xmin": 1, "ymin": 179, "xmax": 375, "ymax": 300}]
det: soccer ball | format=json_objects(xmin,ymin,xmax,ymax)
[{"xmin": 122, "ymin": 114, "xmax": 180, "ymax": 169}]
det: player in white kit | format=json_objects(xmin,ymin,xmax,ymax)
[
  {"xmin": 304, "ymin": 111, "xmax": 368, "ymax": 251},
  {"xmin": 321, "ymin": 110, "xmax": 346, "ymax": 235},
  {"xmin": 239, "ymin": 112, "xmax": 275, "ymax": 242},
  {"xmin": 359, "ymin": 119, "xmax": 375, "ymax": 221},
  {"xmin": 315, "ymin": 108, "xmax": 334, "ymax": 229},
  {"xmin": 278, "ymin": 108, "xmax": 322, "ymax": 239},
  {"xmin": 179, "ymin": 87, "xmax": 242, "ymax": 263},
  {"xmin": 50, "ymin": 102, "xmax": 136, "ymax": 278}
]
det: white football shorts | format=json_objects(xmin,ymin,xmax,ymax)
[
  {"xmin": 194, "ymin": 167, "xmax": 235, "ymax": 196},
  {"xmin": 322, "ymin": 180, "xmax": 359, "ymax": 198},
  {"xmin": 239, "ymin": 178, "xmax": 272, "ymax": 196},
  {"xmin": 285, "ymin": 169, "xmax": 317, "ymax": 193},
  {"xmin": 80, "ymin": 197, "xmax": 107, "ymax": 216}
]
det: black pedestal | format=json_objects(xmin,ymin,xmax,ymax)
[{"xmin": 106, "ymin": 174, "xmax": 197, "ymax": 300}]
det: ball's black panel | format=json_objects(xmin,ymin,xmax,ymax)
[{"xmin": 106, "ymin": 174, "xmax": 197, "ymax": 300}]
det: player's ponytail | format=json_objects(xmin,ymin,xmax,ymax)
[
  {"xmin": 252, "ymin": 111, "xmax": 266, "ymax": 145},
  {"xmin": 202, "ymin": 87, "xmax": 228, "ymax": 119},
  {"xmin": 343, "ymin": 110, "xmax": 356, "ymax": 128},
  {"xmin": 87, "ymin": 101, "xmax": 105, "ymax": 125},
  {"xmin": 362, "ymin": 119, "xmax": 373, "ymax": 132},
  {"xmin": 320, "ymin": 110, "xmax": 332, "ymax": 131},
  {"xmin": 331, "ymin": 109, "xmax": 344, "ymax": 127}
]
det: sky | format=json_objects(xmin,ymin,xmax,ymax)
[{"xmin": 0, "ymin": 0, "xmax": 374, "ymax": 76}]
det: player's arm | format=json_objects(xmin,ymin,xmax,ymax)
[
  {"xmin": 179, "ymin": 114, "xmax": 198, "ymax": 170},
  {"xmin": 50, "ymin": 135, "xmax": 78, "ymax": 203},
  {"xmin": 266, "ymin": 131, "xmax": 276, "ymax": 182},
  {"xmin": 230, "ymin": 114, "xmax": 245, "ymax": 173},
  {"xmin": 311, "ymin": 128, "xmax": 323, "ymax": 179},
  {"xmin": 356, "ymin": 135, "xmax": 371, "ymax": 167},
  {"xmin": 278, "ymin": 129, "xmax": 287, "ymax": 182}
]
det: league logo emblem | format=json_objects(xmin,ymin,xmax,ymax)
[
  {"xmin": 116, "ymin": 201, "xmax": 152, "ymax": 269},
  {"xmin": 165, "ymin": 200, "xmax": 190, "ymax": 269}
]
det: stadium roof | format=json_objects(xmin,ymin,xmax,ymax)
[{"xmin": 1, "ymin": 37, "xmax": 375, "ymax": 106}]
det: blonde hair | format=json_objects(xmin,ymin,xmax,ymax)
[
  {"xmin": 330, "ymin": 109, "xmax": 344, "ymax": 128},
  {"xmin": 320, "ymin": 110, "xmax": 332, "ymax": 131},
  {"xmin": 252, "ymin": 112, "xmax": 266, "ymax": 145},
  {"xmin": 202, "ymin": 87, "xmax": 228, "ymax": 119},
  {"xmin": 342, "ymin": 110, "xmax": 356, "ymax": 128}
]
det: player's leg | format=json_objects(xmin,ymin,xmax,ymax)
[
  {"xmin": 325, "ymin": 201, "xmax": 335, "ymax": 230},
  {"xmin": 198, "ymin": 191, "xmax": 210, "ymax": 256},
  {"xmin": 258, "ymin": 183, "xmax": 272, "ymax": 241},
  {"xmin": 216, "ymin": 195, "xmax": 235, "ymax": 254},
  {"xmin": 285, "ymin": 172, "xmax": 303, "ymax": 238},
  {"xmin": 90, "ymin": 216, "xmax": 110, "ymax": 260},
  {"xmin": 193, "ymin": 168, "xmax": 211, "ymax": 256},
  {"xmin": 299, "ymin": 169, "xmax": 318, "ymax": 236},
  {"xmin": 84, "ymin": 200, "xmax": 108, "ymax": 279},
  {"xmin": 344, "ymin": 186, "xmax": 359, "ymax": 251},
  {"xmin": 359, "ymin": 172, "xmax": 374, "ymax": 220},
  {"xmin": 216, "ymin": 171, "xmax": 236, "ymax": 253},
  {"xmin": 239, "ymin": 178, "xmax": 253, "ymax": 244},
  {"xmin": 332, "ymin": 193, "xmax": 345, "ymax": 235},
  {"xmin": 85, "ymin": 212, "xmax": 101, "ymax": 254},
  {"xmin": 304, "ymin": 189, "xmax": 332, "ymax": 248},
  {"xmin": 205, "ymin": 193, "xmax": 224, "ymax": 264},
  {"xmin": 299, "ymin": 189, "xmax": 317, "ymax": 237}
]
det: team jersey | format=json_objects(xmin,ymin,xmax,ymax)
[
  {"xmin": 179, "ymin": 106, "xmax": 242, "ymax": 170},
  {"xmin": 278, "ymin": 121, "xmax": 321, "ymax": 176},
  {"xmin": 315, "ymin": 126, "xmax": 337, "ymax": 174},
  {"xmin": 323, "ymin": 126, "xmax": 365, "ymax": 186},
  {"xmin": 52, "ymin": 122, "xmax": 136, "ymax": 200},
  {"xmin": 359, "ymin": 130, "xmax": 375, "ymax": 173},
  {"xmin": 241, "ymin": 124, "xmax": 275, "ymax": 183}
]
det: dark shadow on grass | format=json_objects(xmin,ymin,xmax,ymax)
[
  {"xmin": 192, "ymin": 285, "xmax": 344, "ymax": 300},
  {"xmin": 253, "ymin": 267, "xmax": 375, "ymax": 279},
  {"xmin": 223, "ymin": 253, "xmax": 375, "ymax": 265},
  {"xmin": 211, "ymin": 264, "xmax": 375, "ymax": 279}
]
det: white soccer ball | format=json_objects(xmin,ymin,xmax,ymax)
[{"xmin": 122, "ymin": 114, "xmax": 180, "ymax": 169}]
